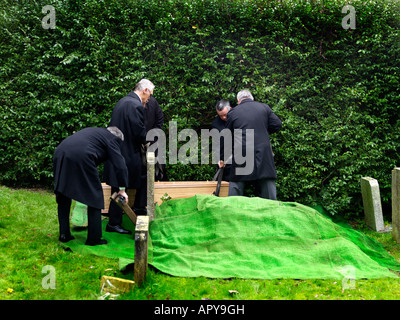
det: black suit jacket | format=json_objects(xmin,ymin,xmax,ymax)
[
  {"xmin": 225, "ymin": 99, "xmax": 282, "ymax": 182},
  {"xmin": 53, "ymin": 127, "xmax": 128, "ymax": 209},
  {"xmin": 145, "ymin": 96, "xmax": 164, "ymax": 134},
  {"xmin": 103, "ymin": 92, "xmax": 146, "ymax": 188}
]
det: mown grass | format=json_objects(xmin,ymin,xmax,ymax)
[{"xmin": 1, "ymin": 185, "xmax": 400, "ymax": 301}]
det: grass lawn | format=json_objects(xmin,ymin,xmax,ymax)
[{"xmin": 1, "ymin": 185, "xmax": 400, "ymax": 301}]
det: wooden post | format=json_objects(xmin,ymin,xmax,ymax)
[
  {"xmin": 147, "ymin": 152, "xmax": 155, "ymax": 221},
  {"xmin": 392, "ymin": 168, "xmax": 400, "ymax": 242},
  {"xmin": 134, "ymin": 215, "xmax": 149, "ymax": 286}
]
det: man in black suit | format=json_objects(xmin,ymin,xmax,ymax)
[
  {"xmin": 103, "ymin": 79, "xmax": 154, "ymax": 234},
  {"xmin": 132, "ymin": 95, "xmax": 165, "ymax": 216},
  {"xmin": 212, "ymin": 99, "xmax": 231, "ymax": 181},
  {"xmin": 221, "ymin": 89, "xmax": 282, "ymax": 200},
  {"xmin": 145, "ymin": 96, "xmax": 165, "ymax": 181},
  {"xmin": 212, "ymin": 99, "xmax": 231, "ymax": 131},
  {"xmin": 144, "ymin": 96, "xmax": 164, "ymax": 133},
  {"xmin": 53, "ymin": 127, "xmax": 128, "ymax": 245}
]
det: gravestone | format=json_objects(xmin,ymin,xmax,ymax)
[
  {"xmin": 392, "ymin": 168, "xmax": 400, "ymax": 243},
  {"xmin": 360, "ymin": 177, "xmax": 384, "ymax": 232}
]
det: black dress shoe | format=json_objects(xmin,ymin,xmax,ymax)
[
  {"xmin": 85, "ymin": 239, "xmax": 108, "ymax": 246},
  {"xmin": 59, "ymin": 234, "xmax": 75, "ymax": 243},
  {"xmin": 106, "ymin": 224, "xmax": 132, "ymax": 235}
]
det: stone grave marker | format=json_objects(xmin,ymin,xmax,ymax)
[{"xmin": 360, "ymin": 177, "xmax": 384, "ymax": 232}]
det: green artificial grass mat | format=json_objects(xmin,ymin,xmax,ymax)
[{"xmin": 65, "ymin": 195, "xmax": 400, "ymax": 280}]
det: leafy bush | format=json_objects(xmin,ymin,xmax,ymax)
[{"xmin": 1, "ymin": 0, "xmax": 399, "ymax": 217}]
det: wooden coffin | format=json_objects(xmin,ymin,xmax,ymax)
[
  {"xmin": 153, "ymin": 181, "xmax": 229, "ymax": 204},
  {"xmin": 101, "ymin": 181, "xmax": 229, "ymax": 213}
]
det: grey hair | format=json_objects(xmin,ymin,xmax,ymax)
[
  {"xmin": 215, "ymin": 99, "xmax": 231, "ymax": 112},
  {"xmin": 134, "ymin": 79, "xmax": 155, "ymax": 92},
  {"xmin": 237, "ymin": 89, "xmax": 254, "ymax": 102},
  {"xmin": 107, "ymin": 126, "xmax": 124, "ymax": 141}
]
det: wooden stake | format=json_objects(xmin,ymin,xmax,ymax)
[
  {"xmin": 134, "ymin": 215, "xmax": 149, "ymax": 286},
  {"xmin": 147, "ymin": 152, "xmax": 155, "ymax": 221}
]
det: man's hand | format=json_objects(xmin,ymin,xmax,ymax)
[
  {"xmin": 117, "ymin": 190, "xmax": 128, "ymax": 204},
  {"xmin": 218, "ymin": 160, "xmax": 226, "ymax": 168}
]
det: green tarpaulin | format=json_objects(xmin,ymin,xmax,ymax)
[{"xmin": 67, "ymin": 195, "xmax": 400, "ymax": 280}]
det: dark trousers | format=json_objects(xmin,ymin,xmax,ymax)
[
  {"xmin": 108, "ymin": 186, "xmax": 125, "ymax": 226},
  {"xmin": 108, "ymin": 167, "xmax": 147, "ymax": 225},
  {"xmin": 108, "ymin": 184, "xmax": 147, "ymax": 226},
  {"xmin": 228, "ymin": 178, "xmax": 277, "ymax": 200},
  {"xmin": 133, "ymin": 167, "xmax": 147, "ymax": 214},
  {"xmin": 56, "ymin": 193, "xmax": 102, "ymax": 242}
]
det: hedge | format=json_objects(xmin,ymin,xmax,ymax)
[{"xmin": 1, "ymin": 0, "xmax": 399, "ymax": 218}]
